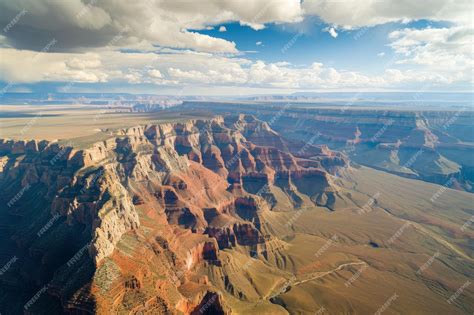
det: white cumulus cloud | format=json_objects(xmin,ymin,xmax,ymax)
[
  {"xmin": 325, "ymin": 27, "xmax": 338, "ymax": 38},
  {"xmin": 0, "ymin": 0, "xmax": 303, "ymax": 53},
  {"xmin": 303, "ymin": 0, "xmax": 473, "ymax": 28}
]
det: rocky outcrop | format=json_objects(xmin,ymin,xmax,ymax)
[
  {"xmin": 177, "ymin": 290, "xmax": 231, "ymax": 315},
  {"xmin": 88, "ymin": 170, "xmax": 140, "ymax": 264},
  {"xmin": 205, "ymin": 226, "xmax": 237, "ymax": 249},
  {"xmin": 0, "ymin": 115, "xmax": 344, "ymax": 263},
  {"xmin": 0, "ymin": 114, "xmax": 349, "ymax": 314},
  {"xmin": 232, "ymin": 223, "xmax": 265, "ymax": 246},
  {"xmin": 190, "ymin": 291, "xmax": 230, "ymax": 315},
  {"xmin": 186, "ymin": 240, "xmax": 221, "ymax": 268},
  {"xmin": 182, "ymin": 103, "xmax": 474, "ymax": 191},
  {"xmin": 205, "ymin": 221, "xmax": 264, "ymax": 250}
]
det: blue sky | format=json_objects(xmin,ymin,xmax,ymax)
[
  {"xmin": 0, "ymin": 0, "xmax": 472, "ymax": 95},
  {"xmin": 198, "ymin": 19, "xmax": 451, "ymax": 74}
]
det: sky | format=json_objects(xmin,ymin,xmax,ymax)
[{"xmin": 0, "ymin": 0, "xmax": 472, "ymax": 95}]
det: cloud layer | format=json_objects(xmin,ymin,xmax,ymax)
[
  {"xmin": 0, "ymin": 0, "xmax": 472, "ymax": 91},
  {"xmin": 0, "ymin": 47, "xmax": 464, "ymax": 89},
  {"xmin": 0, "ymin": 0, "xmax": 302, "ymax": 52},
  {"xmin": 303, "ymin": 0, "xmax": 472, "ymax": 28}
]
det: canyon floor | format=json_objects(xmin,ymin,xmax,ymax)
[{"xmin": 0, "ymin": 103, "xmax": 472, "ymax": 314}]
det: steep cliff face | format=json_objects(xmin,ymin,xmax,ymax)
[
  {"xmin": 179, "ymin": 103, "xmax": 474, "ymax": 192},
  {"xmin": 0, "ymin": 115, "xmax": 349, "ymax": 314}
]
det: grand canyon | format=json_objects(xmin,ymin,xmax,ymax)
[{"xmin": 0, "ymin": 99, "xmax": 473, "ymax": 314}]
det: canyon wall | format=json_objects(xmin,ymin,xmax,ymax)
[{"xmin": 0, "ymin": 115, "xmax": 348, "ymax": 314}]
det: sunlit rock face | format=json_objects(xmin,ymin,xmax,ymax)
[
  {"xmin": 0, "ymin": 115, "xmax": 349, "ymax": 314},
  {"xmin": 180, "ymin": 103, "xmax": 474, "ymax": 192}
]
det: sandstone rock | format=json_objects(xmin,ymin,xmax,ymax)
[{"xmin": 0, "ymin": 114, "xmax": 350, "ymax": 313}]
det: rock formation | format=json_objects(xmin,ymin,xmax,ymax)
[{"xmin": 0, "ymin": 115, "xmax": 349, "ymax": 314}]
